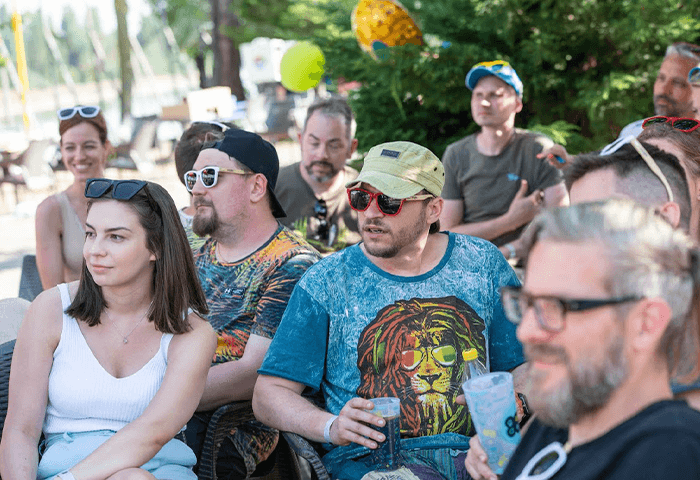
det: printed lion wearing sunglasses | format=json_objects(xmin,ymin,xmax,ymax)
[{"xmin": 356, "ymin": 297, "xmax": 486, "ymax": 437}]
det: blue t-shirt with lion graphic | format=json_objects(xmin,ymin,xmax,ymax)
[{"xmin": 259, "ymin": 232, "xmax": 524, "ymax": 459}]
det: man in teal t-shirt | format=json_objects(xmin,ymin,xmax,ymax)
[{"xmin": 254, "ymin": 141, "xmax": 526, "ymax": 480}]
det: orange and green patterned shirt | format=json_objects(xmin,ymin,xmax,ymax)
[{"xmin": 191, "ymin": 224, "xmax": 319, "ymax": 470}]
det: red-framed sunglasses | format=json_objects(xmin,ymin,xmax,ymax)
[
  {"xmin": 347, "ymin": 188, "xmax": 433, "ymax": 216},
  {"xmin": 642, "ymin": 116, "xmax": 700, "ymax": 133}
]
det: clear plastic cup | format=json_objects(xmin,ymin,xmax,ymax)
[
  {"xmin": 462, "ymin": 372, "xmax": 521, "ymax": 474},
  {"xmin": 367, "ymin": 397, "xmax": 401, "ymax": 471}
]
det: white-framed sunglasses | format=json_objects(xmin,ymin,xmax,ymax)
[
  {"xmin": 192, "ymin": 120, "xmax": 230, "ymax": 132},
  {"xmin": 515, "ymin": 441, "xmax": 570, "ymax": 480},
  {"xmin": 57, "ymin": 105, "xmax": 101, "ymax": 121},
  {"xmin": 183, "ymin": 166, "xmax": 250, "ymax": 192},
  {"xmin": 598, "ymin": 135, "xmax": 674, "ymax": 202}
]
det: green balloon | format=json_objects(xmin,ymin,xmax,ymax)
[{"xmin": 280, "ymin": 42, "xmax": 325, "ymax": 92}]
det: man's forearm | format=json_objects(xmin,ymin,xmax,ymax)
[
  {"xmin": 253, "ymin": 375, "xmax": 333, "ymax": 443},
  {"xmin": 197, "ymin": 360, "xmax": 259, "ymax": 411},
  {"xmin": 444, "ymin": 213, "xmax": 516, "ymax": 240}
]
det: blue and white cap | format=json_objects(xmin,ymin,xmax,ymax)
[{"xmin": 466, "ymin": 60, "xmax": 523, "ymax": 98}]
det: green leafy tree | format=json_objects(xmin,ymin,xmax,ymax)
[
  {"xmin": 316, "ymin": 0, "xmax": 700, "ymax": 156},
  {"xmin": 151, "ymin": 0, "xmax": 355, "ymax": 98}
]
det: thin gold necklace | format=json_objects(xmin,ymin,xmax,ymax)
[{"xmin": 104, "ymin": 303, "xmax": 152, "ymax": 344}]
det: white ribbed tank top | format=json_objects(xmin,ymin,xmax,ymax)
[{"xmin": 43, "ymin": 283, "xmax": 173, "ymax": 435}]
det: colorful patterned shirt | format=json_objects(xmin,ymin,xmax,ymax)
[{"xmin": 192, "ymin": 224, "xmax": 320, "ymax": 471}]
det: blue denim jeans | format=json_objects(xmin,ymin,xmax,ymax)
[{"xmin": 322, "ymin": 433, "xmax": 471, "ymax": 480}]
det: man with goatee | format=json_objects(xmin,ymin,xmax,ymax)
[{"xmin": 183, "ymin": 128, "xmax": 319, "ymax": 478}]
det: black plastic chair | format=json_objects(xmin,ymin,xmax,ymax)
[
  {"xmin": 281, "ymin": 431, "xmax": 330, "ymax": 480},
  {"xmin": 0, "ymin": 340, "xmax": 16, "ymax": 443},
  {"xmin": 197, "ymin": 400, "xmax": 330, "ymax": 480}
]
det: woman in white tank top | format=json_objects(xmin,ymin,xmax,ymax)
[{"xmin": 1, "ymin": 179, "xmax": 217, "ymax": 480}]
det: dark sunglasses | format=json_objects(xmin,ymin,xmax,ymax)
[
  {"xmin": 642, "ymin": 116, "xmax": 700, "ymax": 133},
  {"xmin": 183, "ymin": 166, "xmax": 250, "ymax": 192},
  {"xmin": 314, "ymin": 199, "xmax": 330, "ymax": 242},
  {"xmin": 58, "ymin": 105, "xmax": 100, "ymax": 121},
  {"xmin": 347, "ymin": 188, "xmax": 433, "ymax": 216},
  {"xmin": 85, "ymin": 178, "xmax": 148, "ymax": 200}
]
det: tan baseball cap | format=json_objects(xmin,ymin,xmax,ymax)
[{"xmin": 346, "ymin": 141, "xmax": 445, "ymax": 198}]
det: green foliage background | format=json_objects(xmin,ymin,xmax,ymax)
[
  {"xmin": 311, "ymin": 0, "xmax": 700, "ymax": 156},
  {"xmin": 5, "ymin": 0, "xmax": 700, "ymax": 157}
]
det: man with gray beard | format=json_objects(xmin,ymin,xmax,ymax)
[
  {"xmin": 466, "ymin": 200, "xmax": 700, "ymax": 480},
  {"xmin": 275, "ymin": 97, "xmax": 361, "ymax": 250},
  {"xmin": 618, "ymin": 42, "xmax": 700, "ymax": 138}
]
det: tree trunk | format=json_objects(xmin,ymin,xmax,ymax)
[
  {"xmin": 115, "ymin": 0, "xmax": 132, "ymax": 120},
  {"xmin": 212, "ymin": 0, "xmax": 245, "ymax": 101}
]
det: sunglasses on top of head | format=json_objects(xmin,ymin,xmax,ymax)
[
  {"xmin": 183, "ymin": 166, "xmax": 251, "ymax": 192},
  {"xmin": 85, "ymin": 178, "xmax": 162, "ymax": 216},
  {"xmin": 85, "ymin": 178, "xmax": 148, "ymax": 200},
  {"xmin": 347, "ymin": 188, "xmax": 433, "ymax": 216},
  {"xmin": 57, "ymin": 105, "xmax": 100, "ymax": 121},
  {"xmin": 598, "ymin": 135, "xmax": 674, "ymax": 203},
  {"xmin": 192, "ymin": 120, "xmax": 230, "ymax": 132},
  {"xmin": 642, "ymin": 116, "xmax": 700, "ymax": 133}
]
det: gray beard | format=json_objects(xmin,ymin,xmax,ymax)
[
  {"xmin": 305, "ymin": 161, "xmax": 339, "ymax": 183},
  {"xmin": 529, "ymin": 333, "xmax": 628, "ymax": 429}
]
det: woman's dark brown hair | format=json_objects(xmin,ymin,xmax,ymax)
[{"xmin": 66, "ymin": 181, "xmax": 208, "ymax": 333}]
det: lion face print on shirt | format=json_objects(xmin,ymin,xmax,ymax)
[{"xmin": 356, "ymin": 296, "xmax": 487, "ymax": 437}]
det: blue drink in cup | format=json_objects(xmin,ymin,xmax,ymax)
[
  {"xmin": 367, "ymin": 397, "xmax": 401, "ymax": 471},
  {"xmin": 462, "ymin": 372, "xmax": 521, "ymax": 474}
]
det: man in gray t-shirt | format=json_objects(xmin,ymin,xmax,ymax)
[
  {"xmin": 275, "ymin": 97, "xmax": 361, "ymax": 251},
  {"xmin": 440, "ymin": 60, "xmax": 568, "ymax": 258}
]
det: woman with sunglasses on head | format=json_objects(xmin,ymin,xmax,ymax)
[
  {"xmin": 638, "ymin": 115, "xmax": 700, "ymax": 242},
  {"xmin": 638, "ymin": 115, "xmax": 700, "ymax": 415},
  {"xmin": 0, "ymin": 179, "xmax": 217, "ymax": 479},
  {"xmin": 35, "ymin": 106, "xmax": 111, "ymax": 291}
]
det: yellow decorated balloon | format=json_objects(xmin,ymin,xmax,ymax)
[
  {"xmin": 351, "ymin": 0, "xmax": 423, "ymax": 57},
  {"xmin": 280, "ymin": 42, "xmax": 325, "ymax": 92}
]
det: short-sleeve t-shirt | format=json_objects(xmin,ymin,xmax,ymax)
[
  {"xmin": 192, "ymin": 225, "xmax": 320, "ymax": 468},
  {"xmin": 441, "ymin": 129, "xmax": 564, "ymax": 246},
  {"xmin": 500, "ymin": 400, "xmax": 700, "ymax": 480},
  {"xmin": 275, "ymin": 163, "xmax": 362, "ymax": 248},
  {"xmin": 193, "ymin": 225, "xmax": 320, "ymax": 364},
  {"xmin": 260, "ymin": 232, "xmax": 524, "ymax": 447}
]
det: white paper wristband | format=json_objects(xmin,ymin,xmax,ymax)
[
  {"xmin": 504, "ymin": 243, "xmax": 517, "ymax": 260},
  {"xmin": 324, "ymin": 415, "xmax": 338, "ymax": 444},
  {"xmin": 58, "ymin": 471, "xmax": 77, "ymax": 480}
]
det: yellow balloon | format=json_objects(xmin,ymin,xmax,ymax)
[
  {"xmin": 351, "ymin": 0, "xmax": 423, "ymax": 57},
  {"xmin": 280, "ymin": 42, "xmax": 325, "ymax": 92}
]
